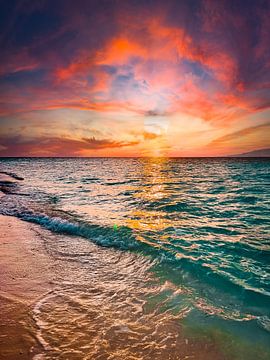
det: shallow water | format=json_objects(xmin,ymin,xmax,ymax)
[{"xmin": 0, "ymin": 157, "xmax": 269, "ymax": 359}]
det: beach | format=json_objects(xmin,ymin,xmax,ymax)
[
  {"xmin": 0, "ymin": 215, "xmax": 229, "ymax": 360},
  {"xmin": 0, "ymin": 215, "xmax": 54, "ymax": 359}
]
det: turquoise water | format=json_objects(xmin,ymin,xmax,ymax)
[{"xmin": 0, "ymin": 158, "xmax": 269, "ymax": 358}]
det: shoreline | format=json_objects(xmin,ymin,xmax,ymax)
[
  {"xmin": 0, "ymin": 215, "xmax": 55, "ymax": 359},
  {"xmin": 0, "ymin": 214, "xmax": 228, "ymax": 360}
]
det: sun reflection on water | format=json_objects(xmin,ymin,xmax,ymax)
[{"xmin": 127, "ymin": 157, "xmax": 174, "ymax": 236}]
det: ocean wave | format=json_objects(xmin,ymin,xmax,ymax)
[
  {"xmin": 1, "ymin": 188, "xmax": 269, "ymax": 319},
  {"xmin": 0, "ymin": 170, "xmax": 24, "ymax": 180}
]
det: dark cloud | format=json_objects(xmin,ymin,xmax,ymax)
[
  {"xmin": 144, "ymin": 110, "xmax": 170, "ymax": 117},
  {"xmin": 82, "ymin": 137, "xmax": 139, "ymax": 149},
  {"xmin": 0, "ymin": 135, "xmax": 139, "ymax": 157}
]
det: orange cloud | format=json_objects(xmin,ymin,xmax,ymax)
[
  {"xmin": 97, "ymin": 17, "xmax": 237, "ymax": 86},
  {"xmin": 205, "ymin": 123, "xmax": 270, "ymax": 155},
  {"xmin": 52, "ymin": 14, "xmax": 240, "ymax": 126},
  {"xmin": 96, "ymin": 38, "xmax": 147, "ymax": 65},
  {"xmin": 143, "ymin": 131, "xmax": 162, "ymax": 140}
]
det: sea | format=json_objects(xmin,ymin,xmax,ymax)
[{"xmin": 0, "ymin": 157, "xmax": 269, "ymax": 359}]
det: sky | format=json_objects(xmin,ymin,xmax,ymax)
[{"xmin": 0, "ymin": 0, "xmax": 269, "ymax": 157}]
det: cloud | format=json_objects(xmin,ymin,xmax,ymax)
[
  {"xmin": 206, "ymin": 122, "xmax": 270, "ymax": 154},
  {"xmin": 0, "ymin": 0, "xmax": 269, "ymax": 156},
  {"xmin": 82, "ymin": 136, "xmax": 139, "ymax": 149},
  {"xmin": 2, "ymin": 6, "xmax": 268, "ymax": 124},
  {"xmin": 209, "ymin": 123, "xmax": 270, "ymax": 145},
  {"xmin": 144, "ymin": 110, "xmax": 170, "ymax": 117},
  {"xmin": 0, "ymin": 135, "xmax": 139, "ymax": 157},
  {"xmin": 143, "ymin": 131, "xmax": 161, "ymax": 140}
]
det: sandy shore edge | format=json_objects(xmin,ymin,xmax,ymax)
[{"xmin": 0, "ymin": 215, "xmax": 55, "ymax": 359}]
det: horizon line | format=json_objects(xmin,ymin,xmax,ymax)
[{"xmin": 1, "ymin": 156, "xmax": 270, "ymax": 159}]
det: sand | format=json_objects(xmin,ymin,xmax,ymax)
[{"xmin": 0, "ymin": 215, "xmax": 55, "ymax": 359}]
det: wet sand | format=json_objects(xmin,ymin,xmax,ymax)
[{"xmin": 0, "ymin": 215, "xmax": 55, "ymax": 359}]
